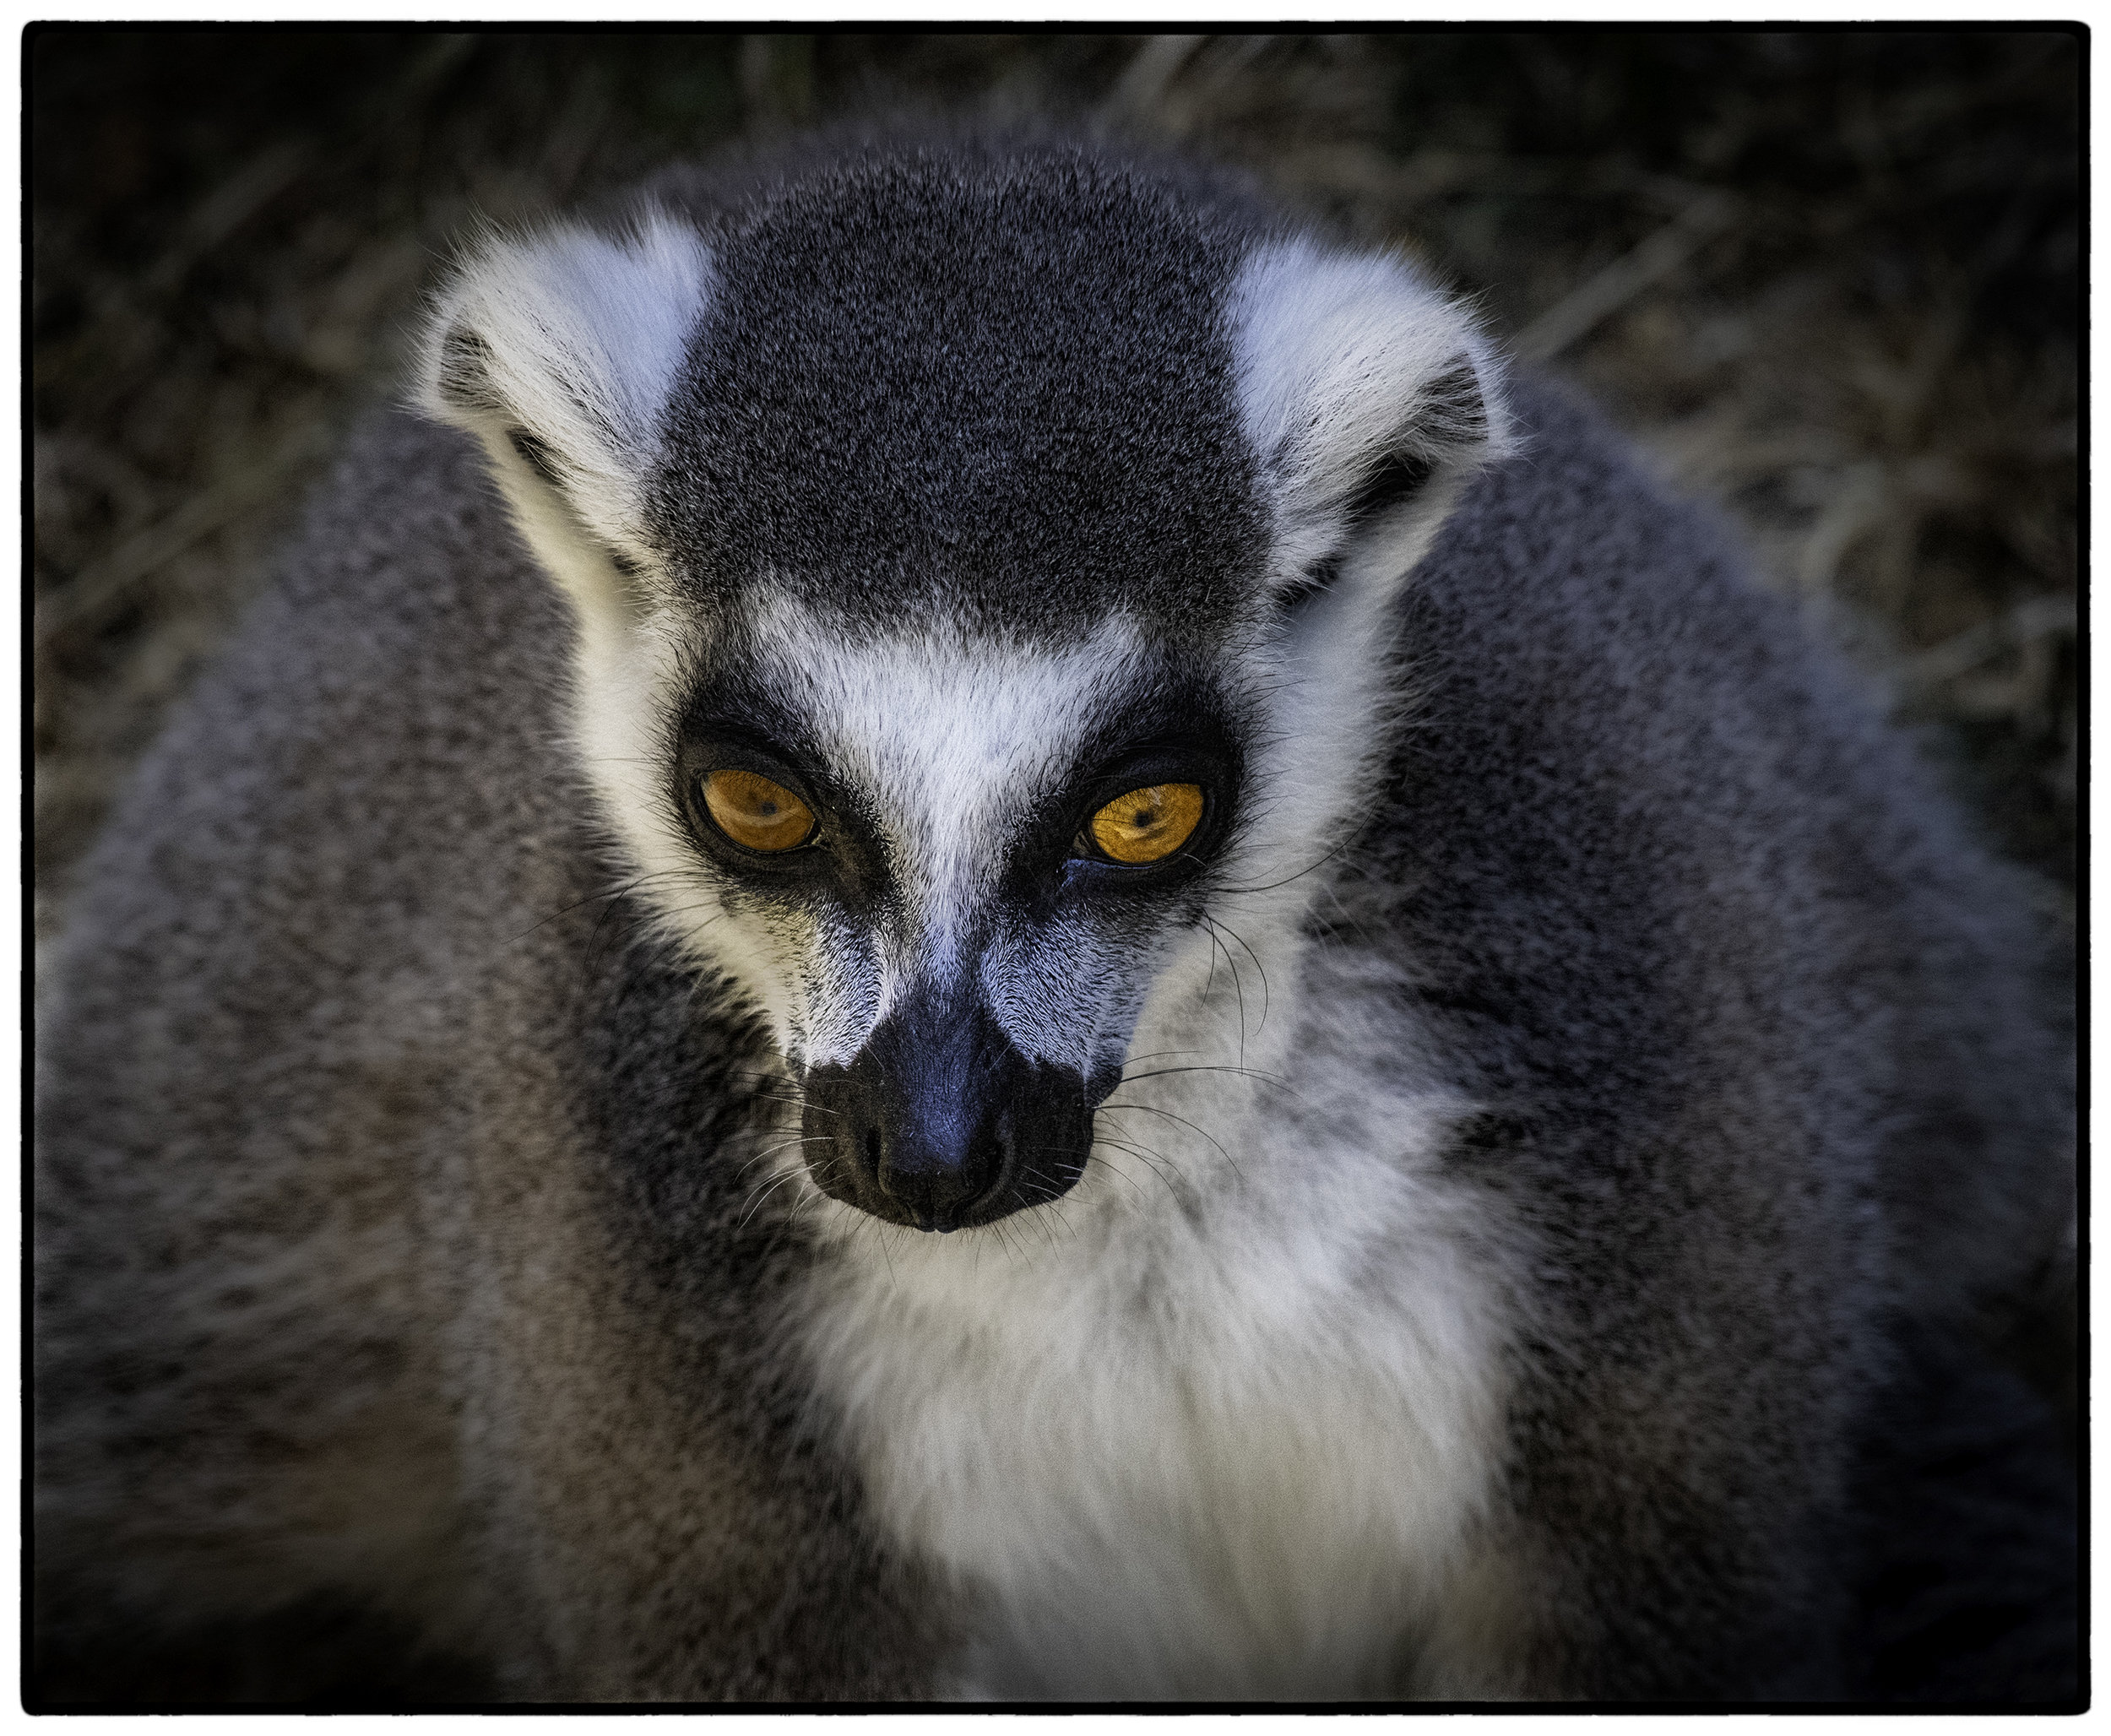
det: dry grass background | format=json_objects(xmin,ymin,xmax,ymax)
[{"xmin": 31, "ymin": 30, "xmax": 2081, "ymax": 947}]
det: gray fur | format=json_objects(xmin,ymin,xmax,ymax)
[
  {"xmin": 1365, "ymin": 381, "xmax": 2073, "ymax": 1696},
  {"xmin": 648, "ymin": 140, "xmax": 1276, "ymax": 634},
  {"xmin": 34, "ymin": 133, "xmax": 2074, "ymax": 1703}
]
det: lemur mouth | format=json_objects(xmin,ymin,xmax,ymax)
[{"xmin": 798, "ymin": 1000, "xmax": 1110, "ymax": 1231}]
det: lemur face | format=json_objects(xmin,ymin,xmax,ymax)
[
  {"xmin": 418, "ymin": 144, "xmax": 1507, "ymax": 1234},
  {"xmin": 659, "ymin": 604, "xmax": 1253, "ymax": 1230}
]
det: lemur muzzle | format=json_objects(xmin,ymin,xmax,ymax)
[{"xmin": 803, "ymin": 988, "xmax": 1104, "ymax": 1231}]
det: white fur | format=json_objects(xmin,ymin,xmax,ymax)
[
  {"xmin": 794, "ymin": 923, "xmax": 1517, "ymax": 1700},
  {"xmin": 1228, "ymin": 238, "xmax": 1511, "ymax": 596},
  {"xmin": 415, "ymin": 212, "xmax": 713, "ymax": 624}
]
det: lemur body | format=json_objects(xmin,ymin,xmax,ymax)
[{"xmin": 35, "ymin": 134, "xmax": 2076, "ymax": 1702}]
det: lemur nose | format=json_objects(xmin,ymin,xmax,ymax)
[
  {"xmin": 871, "ymin": 1115, "xmax": 1003, "ymax": 1231},
  {"xmin": 855, "ymin": 994, "xmax": 1009, "ymax": 1230},
  {"xmin": 799, "ymin": 983, "xmax": 1084, "ymax": 1232}
]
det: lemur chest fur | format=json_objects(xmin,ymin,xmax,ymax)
[{"xmin": 792, "ymin": 936, "xmax": 1513, "ymax": 1701}]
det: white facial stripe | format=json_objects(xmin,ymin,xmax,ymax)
[
  {"xmin": 795, "ymin": 909, "xmax": 887, "ymax": 1070},
  {"xmin": 746, "ymin": 595, "xmax": 1153, "ymax": 1062}
]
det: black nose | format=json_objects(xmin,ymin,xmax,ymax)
[
  {"xmin": 800, "ymin": 985, "xmax": 1101, "ymax": 1231},
  {"xmin": 862, "ymin": 995, "xmax": 1006, "ymax": 1227}
]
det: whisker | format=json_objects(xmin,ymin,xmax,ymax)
[
  {"xmin": 1214, "ymin": 838, "xmax": 1353, "ymax": 897},
  {"xmin": 506, "ymin": 869, "xmax": 693, "ymax": 945},
  {"xmin": 746, "ymin": 1091, "xmax": 836, "ymax": 1120},
  {"xmin": 735, "ymin": 1166, "xmax": 808, "ymax": 1233},
  {"xmin": 1098, "ymin": 1099, "xmax": 1243, "ymax": 1185},
  {"xmin": 1018, "ymin": 1169, "xmax": 1082, "ymax": 1240},
  {"xmin": 1195, "ymin": 920, "xmax": 1248, "ymax": 1065},
  {"xmin": 1115, "ymin": 1061, "xmax": 1312, "ymax": 1115},
  {"xmin": 1203, "ymin": 914, "xmax": 1271, "ymax": 1037},
  {"xmin": 762, "ymin": 1160, "xmax": 835, "ymax": 1264},
  {"xmin": 1074, "ymin": 1143, "xmax": 1150, "ymax": 1200},
  {"xmin": 1012, "ymin": 1158, "xmax": 1088, "ymax": 1234},
  {"xmin": 1121, "ymin": 1048, "xmax": 1206, "ymax": 1066},
  {"xmin": 1119, "ymin": 1063, "xmax": 1293, "ymax": 1088},
  {"xmin": 1091, "ymin": 1135, "xmax": 1188, "ymax": 1202},
  {"xmin": 733, "ymin": 1135, "xmax": 833, "ymax": 1184},
  {"xmin": 1008, "ymin": 1175, "xmax": 1066, "ymax": 1251}
]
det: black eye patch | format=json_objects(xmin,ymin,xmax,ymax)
[{"xmin": 990, "ymin": 681, "xmax": 1246, "ymax": 905}]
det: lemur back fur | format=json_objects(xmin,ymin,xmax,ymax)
[{"xmin": 35, "ymin": 131, "xmax": 2076, "ymax": 1703}]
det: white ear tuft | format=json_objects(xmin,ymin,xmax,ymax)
[
  {"xmin": 415, "ymin": 213, "xmax": 713, "ymax": 601},
  {"xmin": 1229, "ymin": 239, "xmax": 1511, "ymax": 602}
]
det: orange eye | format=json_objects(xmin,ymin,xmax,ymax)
[
  {"xmin": 702, "ymin": 768, "xmax": 816, "ymax": 853},
  {"xmin": 1088, "ymin": 783, "xmax": 1204, "ymax": 865}
]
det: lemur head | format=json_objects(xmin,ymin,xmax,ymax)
[{"xmin": 419, "ymin": 140, "xmax": 1508, "ymax": 1234}]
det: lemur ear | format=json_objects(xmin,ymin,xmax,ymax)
[
  {"xmin": 414, "ymin": 214, "xmax": 712, "ymax": 615},
  {"xmin": 1228, "ymin": 240, "xmax": 1511, "ymax": 607}
]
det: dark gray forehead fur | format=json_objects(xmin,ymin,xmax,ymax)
[{"xmin": 646, "ymin": 139, "xmax": 1280, "ymax": 638}]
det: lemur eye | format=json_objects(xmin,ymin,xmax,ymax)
[
  {"xmin": 702, "ymin": 768, "xmax": 816, "ymax": 853},
  {"xmin": 1086, "ymin": 784, "xmax": 1204, "ymax": 865}
]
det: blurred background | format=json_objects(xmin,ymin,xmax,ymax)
[{"xmin": 30, "ymin": 30, "xmax": 2081, "ymax": 947}]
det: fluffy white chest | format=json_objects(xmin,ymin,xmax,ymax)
[{"xmin": 793, "ymin": 954, "xmax": 1513, "ymax": 1701}]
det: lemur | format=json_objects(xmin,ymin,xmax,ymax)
[{"xmin": 34, "ymin": 130, "xmax": 2077, "ymax": 1704}]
